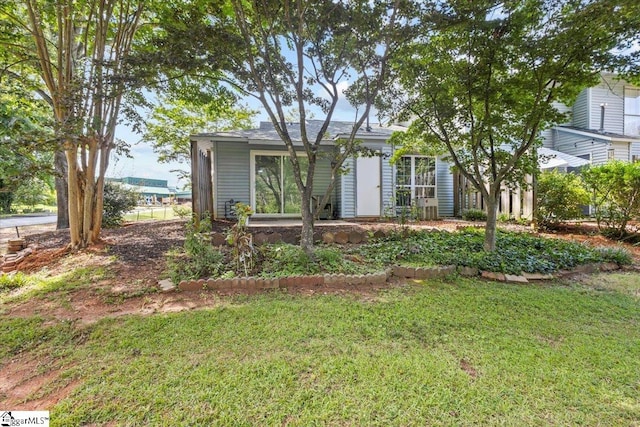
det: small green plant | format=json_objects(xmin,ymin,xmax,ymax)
[
  {"xmin": 594, "ymin": 246, "xmax": 633, "ymax": 265},
  {"xmin": 462, "ymin": 208, "xmax": 487, "ymax": 221},
  {"xmin": 226, "ymin": 202, "xmax": 255, "ymax": 276},
  {"xmin": 102, "ymin": 182, "xmax": 139, "ymax": 228},
  {"xmin": 497, "ymin": 213, "xmax": 511, "ymax": 223},
  {"xmin": 172, "ymin": 204, "xmax": 192, "ymax": 219},
  {"xmin": 0, "ymin": 272, "xmax": 32, "ymax": 293},
  {"xmin": 165, "ymin": 217, "xmax": 224, "ymax": 282}
]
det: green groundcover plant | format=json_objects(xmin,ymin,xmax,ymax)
[{"xmin": 167, "ymin": 225, "xmax": 631, "ymax": 282}]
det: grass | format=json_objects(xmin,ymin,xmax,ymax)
[
  {"xmin": 122, "ymin": 206, "xmax": 180, "ymax": 222},
  {"xmin": 2, "ymin": 276, "xmax": 639, "ymax": 425}
]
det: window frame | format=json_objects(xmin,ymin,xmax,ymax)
[{"xmin": 395, "ymin": 155, "xmax": 437, "ymax": 207}]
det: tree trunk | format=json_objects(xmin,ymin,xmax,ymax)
[
  {"xmin": 484, "ymin": 197, "xmax": 499, "ymax": 252},
  {"xmin": 300, "ymin": 190, "xmax": 315, "ymax": 255},
  {"xmin": 54, "ymin": 151, "xmax": 69, "ymax": 229}
]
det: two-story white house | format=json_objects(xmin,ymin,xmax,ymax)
[{"xmin": 545, "ymin": 73, "xmax": 640, "ymax": 166}]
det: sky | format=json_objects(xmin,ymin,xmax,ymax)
[{"xmin": 106, "ymin": 82, "xmax": 380, "ymax": 189}]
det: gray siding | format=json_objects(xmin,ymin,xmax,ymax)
[
  {"xmin": 542, "ymin": 102, "xmax": 572, "ymax": 148},
  {"xmin": 553, "ymin": 131, "xmax": 608, "ymax": 165},
  {"xmin": 632, "ymin": 142, "xmax": 640, "ymax": 161},
  {"xmin": 572, "ymin": 89, "xmax": 590, "ymax": 128},
  {"xmin": 436, "ymin": 157, "xmax": 454, "ymax": 217},
  {"xmin": 610, "ymin": 141, "xmax": 630, "ymax": 162},
  {"xmin": 381, "ymin": 146, "xmax": 394, "ymax": 214},
  {"xmin": 214, "ymin": 141, "xmax": 250, "ymax": 218},
  {"xmin": 589, "ymin": 87, "xmax": 624, "ymax": 133},
  {"xmin": 340, "ymin": 157, "xmax": 356, "ymax": 218}
]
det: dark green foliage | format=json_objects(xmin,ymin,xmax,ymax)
[
  {"xmin": 536, "ymin": 170, "xmax": 590, "ymax": 228},
  {"xmin": 102, "ymin": 182, "xmax": 139, "ymax": 228},
  {"xmin": 462, "ymin": 209, "xmax": 487, "ymax": 221},
  {"xmin": 357, "ymin": 228, "xmax": 630, "ymax": 275},
  {"xmin": 582, "ymin": 161, "xmax": 640, "ymax": 239},
  {"xmin": 166, "ymin": 219, "xmax": 224, "ymax": 283}
]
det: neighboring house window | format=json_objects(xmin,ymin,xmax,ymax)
[
  {"xmin": 252, "ymin": 152, "xmax": 308, "ymax": 215},
  {"xmin": 624, "ymin": 87, "xmax": 640, "ymax": 136},
  {"xmin": 607, "ymin": 148, "xmax": 615, "ymax": 161},
  {"xmin": 396, "ymin": 156, "xmax": 436, "ymax": 206}
]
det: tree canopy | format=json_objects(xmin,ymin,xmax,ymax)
[
  {"xmin": 387, "ymin": 0, "xmax": 640, "ymax": 251},
  {"xmin": 1, "ymin": 0, "xmax": 148, "ymax": 248},
  {"xmin": 149, "ymin": 0, "xmax": 414, "ymax": 252}
]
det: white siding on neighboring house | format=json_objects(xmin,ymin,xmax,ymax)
[
  {"xmin": 541, "ymin": 102, "xmax": 572, "ymax": 148},
  {"xmin": 552, "ymin": 130, "xmax": 609, "ymax": 165},
  {"xmin": 609, "ymin": 141, "xmax": 631, "ymax": 162},
  {"xmin": 436, "ymin": 157, "xmax": 454, "ymax": 217},
  {"xmin": 572, "ymin": 89, "xmax": 590, "ymax": 129},
  {"xmin": 632, "ymin": 143, "xmax": 640, "ymax": 162},
  {"xmin": 589, "ymin": 86, "xmax": 624, "ymax": 133}
]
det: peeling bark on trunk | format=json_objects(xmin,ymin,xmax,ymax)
[{"xmin": 54, "ymin": 151, "xmax": 69, "ymax": 229}]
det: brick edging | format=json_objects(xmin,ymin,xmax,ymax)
[
  {"xmin": 176, "ymin": 261, "xmax": 622, "ymax": 291},
  {"xmin": 178, "ymin": 269, "xmax": 393, "ymax": 291}
]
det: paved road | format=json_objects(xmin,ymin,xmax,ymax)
[{"xmin": 0, "ymin": 214, "xmax": 57, "ymax": 228}]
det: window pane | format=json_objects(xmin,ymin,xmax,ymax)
[
  {"xmin": 396, "ymin": 157, "xmax": 411, "ymax": 186},
  {"xmin": 625, "ymin": 115, "xmax": 640, "ymax": 136},
  {"xmin": 396, "ymin": 187, "xmax": 411, "ymax": 207},
  {"xmin": 255, "ymin": 155, "xmax": 282, "ymax": 213},
  {"xmin": 416, "ymin": 186, "xmax": 435, "ymax": 199},
  {"xmin": 625, "ymin": 88, "xmax": 640, "ymax": 115},
  {"xmin": 283, "ymin": 156, "xmax": 307, "ymax": 213},
  {"xmin": 414, "ymin": 157, "xmax": 435, "ymax": 186}
]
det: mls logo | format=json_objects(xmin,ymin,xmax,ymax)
[{"xmin": 0, "ymin": 412, "xmax": 14, "ymax": 427}]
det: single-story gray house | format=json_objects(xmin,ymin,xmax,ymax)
[{"xmin": 190, "ymin": 120, "xmax": 454, "ymax": 221}]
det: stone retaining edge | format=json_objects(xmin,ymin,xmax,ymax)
[{"xmin": 175, "ymin": 262, "xmax": 621, "ymax": 291}]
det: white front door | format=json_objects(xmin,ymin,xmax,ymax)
[{"xmin": 356, "ymin": 155, "xmax": 381, "ymax": 216}]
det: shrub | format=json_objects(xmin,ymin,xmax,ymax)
[
  {"xmin": 165, "ymin": 218, "xmax": 224, "ymax": 283},
  {"xmin": 172, "ymin": 204, "xmax": 192, "ymax": 219},
  {"xmin": 582, "ymin": 161, "xmax": 640, "ymax": 239},
  {"xmin": 536, "ymin": 170, "xmax": 590, "ymax": 228},
  {"xmin": 102, "ymin": 182, "xmax": 139, "ymax": 228},
  {"xmin": 462, "ymin": 208, "xmax": 487, "ymax": 221}
]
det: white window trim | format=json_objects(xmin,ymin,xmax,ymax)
[
  {"xmin": 395, "ymin": 155, "xmax": 437, "ymax": 207},
  {"xmin": 624, "ymin": 86, "xmax": 640, "ymax": 137}
]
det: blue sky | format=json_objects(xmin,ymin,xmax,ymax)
[{"xmin": 107, "ymin": 82, "xmax": 377, "ymax": 188}]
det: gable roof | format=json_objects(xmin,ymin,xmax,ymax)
[{"xmin": 192, "ymin": 120, "xmax": 406, "ymax": 143}]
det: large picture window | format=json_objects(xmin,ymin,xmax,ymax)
[
  {"xmin": 624, "ymin": 87, "xmax": 640, "ymax": 136},
  {"xmin": 396, "ymin": 156, "xmax": 436, "ymax": 206},
  {"xmin": 252, "ymin": 152, "xmax": 307, "ymax": 215}
]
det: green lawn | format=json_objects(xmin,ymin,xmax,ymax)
[{"xmin": 2, "ymin": 275, "xmax": 639, "ymax": 426}]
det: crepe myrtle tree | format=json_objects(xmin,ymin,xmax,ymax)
[
  {"xmin": 1, "ymin": 0, "xmax": 147, "ymax": 248},
  {"xmin": 386, "ymin": 0, "xmax": 639, "ymax": 251}
]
